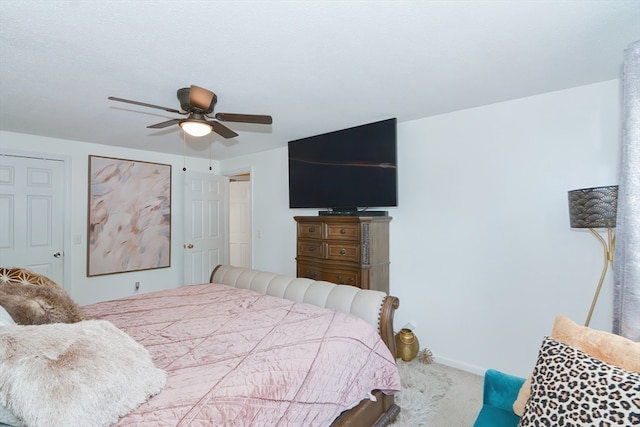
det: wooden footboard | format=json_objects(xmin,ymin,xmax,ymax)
[
  {"xmin": 331, "ymin": 391, "xmax": 400, "ymax": 427},
  {"xmin": 330, "ymin": 296, "xmax": 400, "ymax": 427},
  {"xmin": 210, "ymin": 265, "xmax": 401, "ymax": 426},
  {"xmin": 379, "ymin": 295, "xmax": 400, "ymax": 362}
]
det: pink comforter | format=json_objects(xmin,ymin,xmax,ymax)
[{"xmin": 83, "ymin": 283, "xmax": 401, "ymax": 426}]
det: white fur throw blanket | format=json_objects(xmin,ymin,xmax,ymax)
[{"xmin": 0, "ymin": 320, "xmax": 166, "ymax": 427}]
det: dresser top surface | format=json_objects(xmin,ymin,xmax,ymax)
[{"xmin": 294, "ymin": 216, "xmax": 392, "ymax": 223}]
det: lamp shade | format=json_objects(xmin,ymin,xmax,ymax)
[{"xmin": 568, "ymin": 185, "xmax": 618, "ymax": 228}]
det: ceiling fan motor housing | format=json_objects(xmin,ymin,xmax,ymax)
[{"xmin": 177, "ymin": 87, "xmax": 217, "ymax": 114}]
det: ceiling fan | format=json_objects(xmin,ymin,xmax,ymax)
[{"xmin": 108, "ymin": 85, "xmax": 272, "ymax": 138}]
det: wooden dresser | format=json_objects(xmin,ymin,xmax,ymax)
[{"xmin": 294, "ymin": 216, "xmax": 391, "ymax": 293}]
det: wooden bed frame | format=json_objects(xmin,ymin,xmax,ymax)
[{"xmin": 210, "ymin": 265, "xmax": 401, "ymax": 427}]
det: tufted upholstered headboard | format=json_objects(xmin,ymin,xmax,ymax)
[{"xmin": 210, "ymin": 265, "xmax": 399, "ymax": 356}]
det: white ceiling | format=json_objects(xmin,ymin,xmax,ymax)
[{"xmin": 1, "ymin": 1, "xmax": 638, "ymax": 160}]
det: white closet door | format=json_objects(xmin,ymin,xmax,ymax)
[{"xmin": 0, "ymin": 155, "xmax": 65, "ymax": 284}]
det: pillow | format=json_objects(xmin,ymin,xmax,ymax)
[
  {"xmin": 0, "ymin": 277, "xmax": 84, "ymax": 325},
  {"xmin": 0, "ymin": 320, "xmax": 167, "ymax": 427},
  {"xmin": 518, "ymin": 337, "xmax": 640, "ymax": 426},
  {"xmin": 0, "ymin": 267, "xmax": 58, "ymax": 287},
  {"xmin": 0, "ymin": 354, "xmax": 21, "ymax": 427},
  {"xmin": 0, "ymin": 305, "xmax": 20, "ymax": 426},
  {"xmin": 0, "ymin": 305, "xmax": 15, "ymax": 326},
  {"xmin": 513, "ymin": 314, "xmax": 640, "ymax": 416},
  {"xmin": 0, "ymin": 406, "xmax": 23, "ymax": 427}
]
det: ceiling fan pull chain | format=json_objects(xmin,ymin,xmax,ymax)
[
  {"xmin": 182, "ymin": 132, "xmax": 187, "ymax": 172},
  {"xmin": 209, "ymin": 139, "xmax": 213, "ymax": 172}
]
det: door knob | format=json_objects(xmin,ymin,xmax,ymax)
[
  {"xmin": 184, "ymin": 243, "xmax": 194, "ymax": 249},
  {"xmin": 53, "ymin": 252, "xmax": 61, "ymax": 258}
]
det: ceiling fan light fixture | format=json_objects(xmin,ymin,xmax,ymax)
[{"xmin": 180, "ymin": 120, "xmax": 212, "ymax": 137}]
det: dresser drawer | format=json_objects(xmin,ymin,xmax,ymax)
[
  {"xmin": 298, "ymin": 222, "xmax": 323, "ymax": 239},
  {"xmin": 297, "ymin": 262, "xmax": 360, "ymax": 287},
  {"xmin": 297, "ymin": 263, "xmax": 322, "ymax": 281},
  {"xmin": 325, "ymin": 223, "xmax": 359, "ymax": 241},
  {"xmin": 320, "ymin": 268, "xmax": 359, "ymax": 287},
  {"xmin": 297, "ymin": 240, "xmax": 324, "ymax": 258},
  {"xmin": 326, "ymin": 243, "xmax": 360, "ymax": 262}
]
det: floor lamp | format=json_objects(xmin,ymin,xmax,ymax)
[{"xmin": 567, "ymin": 185, "xmax": 618, "ymax": 327}]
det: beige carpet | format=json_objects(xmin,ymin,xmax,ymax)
[{"xmin": 391, "ymin": 360, "xmax": 483, "ymax": 426}]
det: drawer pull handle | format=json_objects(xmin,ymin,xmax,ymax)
[
  {"xmin": 308, "ymin": 247, "xmax": 315, "ymax": 252},
  {"xmin": 340, "ymin": 228, "xmax": 346, "ymax": 234},
  {"xmin": 340, "ymin": 248, "xmax": 347, "ymax": 255},
  {"xmin": 308, "ymin": 227, "xmax": 315, "ymax": 232}
]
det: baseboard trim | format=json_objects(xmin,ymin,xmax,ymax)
[{"xmin": 431, "ymin": 354, "xmax": 486, "ymax": 377}]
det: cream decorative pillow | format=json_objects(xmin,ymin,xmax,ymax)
[
  {"xmin": 513, "ymin": 314, "xmax": 640, "ymax": 416},
  {"xmin": 0, "ymin": 320, "xmax": 166, "ymax": 427},
  {"xmin": 518, "ymin": 337, "xmax": 640, "ymax": 426}
]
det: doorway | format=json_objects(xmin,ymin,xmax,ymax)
[{"xmin": 228, "ymin": 172, "xmax": 252, "ymax": 268}]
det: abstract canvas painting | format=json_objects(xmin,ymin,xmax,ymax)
[{"xmin": 87, "ymin": 156, "xmax": 171, "ymax": 276}]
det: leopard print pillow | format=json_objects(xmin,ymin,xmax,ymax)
[{"xmin": 519, "ymin": 337, "xmax": 640, "ymax": 426}]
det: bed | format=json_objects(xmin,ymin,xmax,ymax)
[{"xmin": 0, "ymin": 265, "xmax": 401, "ymax": 427}]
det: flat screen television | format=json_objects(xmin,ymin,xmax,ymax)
[{"xmin": 288, "ymin": 118, "xmax": 397, "ymax": 215}]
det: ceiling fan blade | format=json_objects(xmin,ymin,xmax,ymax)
[
  {"xmin": 147, "ymin": 118, "xmax": 181, "ymax": 129},
  {"xmin": 210, "ymin": 120, "xmax": 239, "ymax": 139},
  {"xmin": 215, "ymin": 112, "xmax": 273, "ymax": 125},
  {"xmin": 189, "ymin": 85, "xmax": 216, "ymax": 112},
  {"xmin": 108, "ymin": 96, "xmax": 183, "ymax": 114}
]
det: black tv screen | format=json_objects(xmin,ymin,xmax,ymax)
[{"xmin": 288, "ymin": 118, "xmax": 397, "ymax": 211}]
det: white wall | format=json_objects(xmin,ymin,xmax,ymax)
[
  {"xmin": 0, "ymin": 79, "xmax": 622, "ymax": 377},
  {"xmin": 0, "ymin": 133, "xmax": 218, "ymax": 305},
  {"xmin": 391, "ymin": 80, "xmax": 621, "ymax": 377},
  {"xmin": 219, "ymin": 80, "xmax": 622, "ymax": 377}
]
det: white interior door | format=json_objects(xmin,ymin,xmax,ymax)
[
  {"xmin": 183, "ymin": 171, "xmax": 229, "ymax": 285},
  {"xmin": 229, "ymin": 180, "xmax": 251, "ymax": 268},
  {"xmin": 0, "ymin": 155, "xmax": 65, "ymax": 284}
]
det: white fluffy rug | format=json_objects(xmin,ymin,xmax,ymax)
[{"xmin": 390, "ymin": 360, "xmax": 454, "ymax": 426}]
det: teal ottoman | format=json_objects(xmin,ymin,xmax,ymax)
[{"xmin": 472, "ymin": 369, "xmax": 524, "ymax": 427}]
